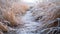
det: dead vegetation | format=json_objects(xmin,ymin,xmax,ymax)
[
  {"xmin": 0, "ymin": 0, "xmax": 60, "ymax": 34},
  {"xmin": 32, "ymin": 2, "xmax": 60, "ymax": 23},
  {"xmin": 2, "ymin": 3, "xmax": 30, "ymax": 26},
  {"xmin": 0, "ymin": 0, "xmax": 30, "ymax": 33},
  {"xmin": 0, "ymin": 22, "xmax": 8, "ymax": 32}
]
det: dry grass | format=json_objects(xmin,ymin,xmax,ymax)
[
  {"xmin": 11, "ymin": 2, "xmax": 30, "ymax": 15},
  {"xmin": 0, "ymin": 0, "xmax": 30, "ymax": 32},
  {"xmin": 0, "ymin": 0, "xmax": 60, "ymax": 34},
  {"xmin": 0, "ymin": 22, "xmax": 8, "ymax": 32}
]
